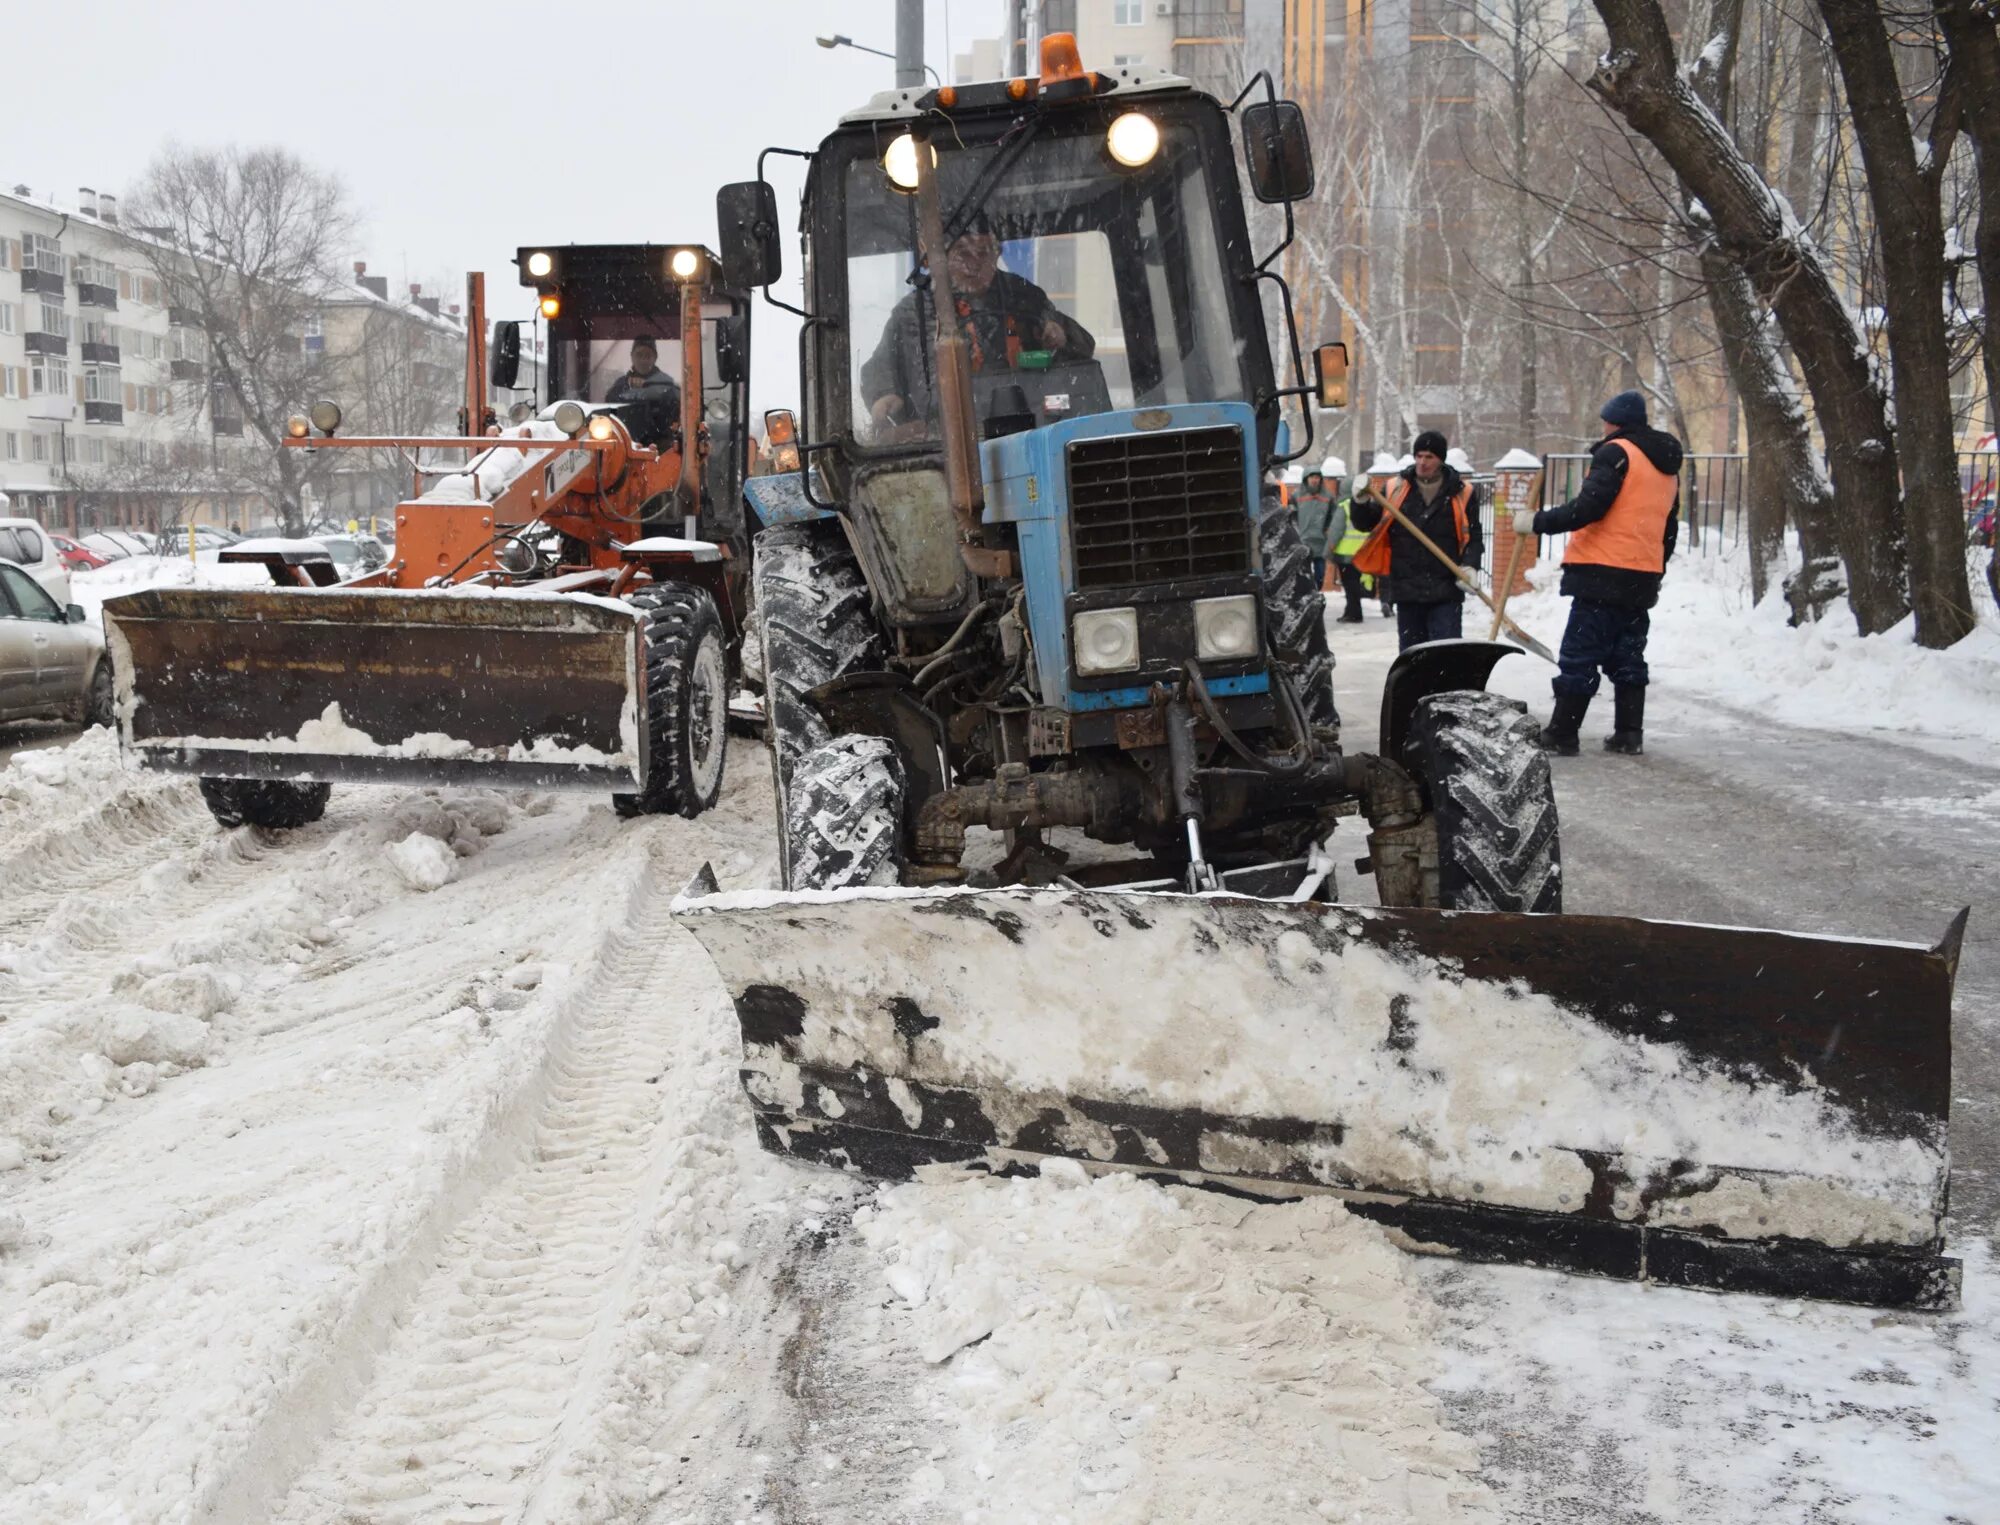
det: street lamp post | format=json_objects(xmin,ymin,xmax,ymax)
[{"xmin": 815, "ymin": 23, "xmax": 937, "ymax": 88}]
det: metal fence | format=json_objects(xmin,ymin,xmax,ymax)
[{"xmin": 1534, "ymin": 452, "xmax": 1747, "ymax": 558}]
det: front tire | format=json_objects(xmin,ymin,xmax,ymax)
[
  {"xmin": 1259, "ymin": 505, "xmax": 1338, "ymax": 730},
  {"xmin": 198, "ymin": 776, "xmax": 332, "ymax": 831},
  {"xmin": 83, "ymin": 658, "xmax": 114, "ymax": 728},
  {"xmin": 613, "ymin": 583, "xmax": 728, "ymax": 820},
  {"xmin": 1407, "ymin": 690, "xmax": 1561, "ymax": 913},
  {"xmin": 783, "ymin": 736, "xmax": 907, "ymax": 890}
]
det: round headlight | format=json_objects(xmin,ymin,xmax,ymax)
[
  {"xmin": 882, "ymin": 133, "xmax": 934, "ymax": 193},
  {"xmin": 285, "ymin": 415, "xmax": 311, "ymax": 439},
  {"xmin": 539, "ymin": 293, "xmax": 562, "ymax": 320},
  {"xmin": 1107, "ymin": 112, "xmax": 1162, "ymax": 169},
  {"xmin": 586, "ymin": 412, "xmax": 617, "ymax": 442},
  {"xmin": 669, "ymin": 248, "xmax": 702, "ymax": 281},
  {"xmin": 308, "ymin": 399, "xmax": 342, "ymax": 434},
  {"xmin": 526, "ymin": 250, "xmax": 553, "ymax": 278},
  {"xmin": 552, "ymin": 400, "xmax": 587, "ymax": 437}
]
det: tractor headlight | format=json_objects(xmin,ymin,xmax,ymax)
[
  {"xmin": 1193, "ymin": 594, "xmax": 1258, "ymax": 661},
  {"xmin": 882, "ymin": 133, "xmax": 934, "ymax": 193},
  {"xmin": 285, "ymin": 415, "xmax": 311, "ymax": 439},
  {"xmin": 1072, "ymin": 606, "xmax": 1140, "ymax": 676},
  {"xmin": 669, "ymin": 247, "xmax": 702, "ymax": 281},
  {"xmin": 309, "ymin": 399, "xmax": 342, "ymax": 435},
  {"xmin": 526, "ymin": 250, "xmax": 554, "ymax": 278},
  {"xmin": 1106, "ymin": 112, "xmax": 1161, "ymax": 169},
  {"xmin": 552, "ymin": 400, "xmax": 587, "ymax": 437},
  {"xmin": 586, "ymin": 412, "xmax": 617, "ymax": 442}
]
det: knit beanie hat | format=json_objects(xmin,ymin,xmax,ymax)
[
  {"xmin": 1412, "ymin": 429, "xmax": 1449, "ymax": 458},
  {"xmin": 1600, "ymin": 390, "xmax": 1648, "ymax": 429}
]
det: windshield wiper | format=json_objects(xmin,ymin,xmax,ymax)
[{"xmin": 942, "ymin": 114, "xmax": 1046, "ymax": 245}]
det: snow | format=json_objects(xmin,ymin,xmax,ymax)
[
  {"xmin": 1491, "ymin": 542, "xmax": 2000, "ymax": 750},
  {"xmin": 67, "ymin": 557, "xmax": 271, "ymax": 631},
  {"xmin": 1490, "ymin": 447, "xmax": 1541, "ymax": 471},
  {"xmin": 421, "ymin": 419, "xmax": 569, "ymax": 504}
]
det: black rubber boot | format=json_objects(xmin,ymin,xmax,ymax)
[
  {"xmin": 1537, "ymin": 693, "xmax": 1589, "ymax": 756},
  {"xmin": 1604, "ymin": 685, "xmax": 1645, "ymax": 755}
]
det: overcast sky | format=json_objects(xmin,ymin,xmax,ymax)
[{"xmin": 13, "ymin": 0, "xmax": 1003, "ymax": 413}]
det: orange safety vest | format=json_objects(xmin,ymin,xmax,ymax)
[
  {"xmin": 1352, "ymin": 477, "xmax": 1472, "ymax": 578},
  {"xmin": 1565, "ymin": 439, "xmax": 1677, "ymax": 573}
]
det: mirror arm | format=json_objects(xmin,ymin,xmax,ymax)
[{"xmin": 752, "ymin": 147, "xmax": 816, "ymax": 320}]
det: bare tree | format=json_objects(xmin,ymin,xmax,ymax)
[{"xmin": 125, "ymin": 147, "xmax": 357, "ymax": 535}]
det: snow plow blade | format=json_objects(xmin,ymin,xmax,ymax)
[
  {"xmin": 104, "ymin": 585, "xmax": 642, "ymax": 790},
  {"xmin": 673, "ymin": 883, "xmax": 1962, "ymax": 1310}
]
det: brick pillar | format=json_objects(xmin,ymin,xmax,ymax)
[{"xmin": 1489, "ymin": 455, "xmax": 1544, "ymax": 600}]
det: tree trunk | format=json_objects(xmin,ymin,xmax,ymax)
[
  {"xmin": 1939, "ymin": 0, "xmax": 2000, "ymax": 445},
  {"xmin": 1816, "ymin": 0, "xmax": 1976, "ymax": 647},
  {"xmin": 1589, "ymin": 0, "xmax": 1911, "ymax": 635}
]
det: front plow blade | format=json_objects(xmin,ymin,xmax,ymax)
[
  {"xmin": 105, "ymin": 586, "xmax": 641, "ymax": 790},
  {"xmin": 673, "ymin": 885, "xmax": 1961, "ymax": 1309}
]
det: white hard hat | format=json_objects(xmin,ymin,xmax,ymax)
[
  {"xmin": 1446, "ymin": 447, "xmax": 1473, "ymax": 473},
  {"xmin": 1283, "ymin": 465, "xmax": 1305, "ymax": 484},
  {"xmin": 1364, "ymin": 451, "xmax": 1401, "ymax": 477},
  {"xmin": 1396, "ymin": 453, "xmax": 1415, "ymax": 472},
  {"xmin": 1320, "ymin": 455, "xmax": 1346, "ymax": 480}
]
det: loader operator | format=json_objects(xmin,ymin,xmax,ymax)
[
  {"xmin": 861, "ymin": 222, "xmax": 1094, "ymax": 436},
  {"xmin": 606, "ymin": 337, "xmax": 681, "ymax": 448},
  {"xmin": 1515, "ymin": 389, "xmax": 1682, "ymax": 757}
]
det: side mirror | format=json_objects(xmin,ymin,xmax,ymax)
[
  {"xmin": 1314, "ymin": 341, "xmax": 1350, "ymax": 409},
  {"xmin": 490, "ymin": 320, "xmax": 522, "ymax": 391},
  {"xmin": 66, "ymin": 603, "xmax": 86, "ymax": 624},
  {"xmin": 1242, "ymin": 100, "xmax": 1315, "ymax": 204},
  {"xmin": 717, "ymin": 181, "xmax": 783, "ymax": 289},
  {"xmin": 715, "ymin": 313, "xmax": 749, "ymax": 385}
]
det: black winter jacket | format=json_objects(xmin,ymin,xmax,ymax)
[
  {"xmin": 1348, "ymin": 466, "xmax": 1485, "ymax": 605},
  {"xmin": 1532, "ymin": 425, "xmax": 1683, "ymax": 609}
]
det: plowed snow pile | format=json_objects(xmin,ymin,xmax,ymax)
[{"xmin": 849, "ymin": 1163, "xmax": 1496, "ymax": 1523}]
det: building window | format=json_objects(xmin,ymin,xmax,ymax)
[
  {"xmin": 1114, "ymin": 0, "xmax": 1143, "ymax": 22},
  {"xmin": 0, "ymin": 302, "xmax": 14, "ymax": 335},
  {"xmin": 84, "ymin": 366, "xmax": 122, "ymax": 402},
  {"xmin": 170, "ymin": 326, "xmax": 206, "ymax": 363},
  {"xmin": 82, "ymin": 315, "xmax": 118, "ymax": 346},
  {"xmin": 35, "ymin": 303, "xmax": 74, "ymax": 339},
  {"xmin": 76, "ymin": 255, "xmax": 118, "ymax": 287},
  {"xmin": 3, "ymin": 433, "xmax": 15, "ymax": 461},
  {"xmin": 30, "ymin": 432, "xmax": 50, "ymax": 463},
  {"xmin": 25, "ymin": 232, "xmax": 63, "ymax": 273},
  {"xmin": 0, "ymin": 365, "xmax": 18, "ymax": 398},
  {"xmin": 30, "ymin": 355, "xmax": 71, "ymax": 395},
  {"xmin": 1113, "ymin": 53, "xmax": 1145, "ymax": 66}
]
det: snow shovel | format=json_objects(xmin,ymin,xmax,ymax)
[
  {"xmin": 1374, "ymin": 493, "xmax": 1555, "ymax": 662},
  {"xmin": 675, "ymin": 876, "xmax": 1963, "ymax": 1311},
  {"xmin": 104, "ymin": 584, "xmax": 644, "ymax": 790}
]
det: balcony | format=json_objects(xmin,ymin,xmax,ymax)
[
  {"xmin": 170, "ymin": 357, "xmax": 206, "ymax": 381},
  {"xmin": 168, "ymin": 305, "xmax": 199, "ymax": 328},
  {"xmin": 84, "ymin": 401, "xmax": 124, "ymax": 425},
  {"xmin": 211, "ymin": 414, "xmax": 244, "ymax": 437},
  {"xmin": 81, "ymin": 341, "xmax": 121, "ymax": 365},
  {"xmin": 19, "ymin": 266, "xmax": 64, "ymax": 297},
  {"xmin": 24, "ymin": 330, "xmax": 68, "ymax": 357},
  {"xmin": 77, "ymin": 281, "xmax": 118, "ymax": 310}
]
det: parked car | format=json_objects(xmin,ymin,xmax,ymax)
[
  {"xmin": 0, "ymin": 516, "xmax": 73, "ymax": 604},
  {"xmin": 81, "ymin": 529, "xmax": 159, "ymax": 561},
  {"xmin": 51, "ymin": 533, "xmax": 113, "ymax": 572},
  {"xmin": 0, "ymin": 561, "xmax": 111, "ymax": 727},
  {"xmin": 316, "ymin": 534, "xmax": 389, "ymax": 577}
]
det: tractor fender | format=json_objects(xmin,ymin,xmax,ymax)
[
  {"xmin": 1377, "ymin": 638, "xmax": 1521, "ymax": 770},
  {"xmin": 743, "ymin": 470, "xmax": 836, "ymax": 530}
]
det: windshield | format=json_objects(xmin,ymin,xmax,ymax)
[{"xmin": 833, "ymin": 102, "xmax": 1256, "ymax": 447}]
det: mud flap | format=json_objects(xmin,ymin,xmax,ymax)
[
  {"xmin": 672, "ymin": 882, "xmax": 1961, "ymax": 1310},
  {"xmin": 105, "ymin": 586, "xmax": 643, "ymax": 790}
]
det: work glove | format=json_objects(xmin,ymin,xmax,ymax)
[{"xmin": 1512, "ymin": 510, "xmax": 1538, "ymax": 536}]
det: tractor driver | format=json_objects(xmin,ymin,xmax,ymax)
[
  {"xmin": 861, "ymin": 221, "xmax": 1094, "ymax": 436},
  {"xmin": 606, "ymin": 336, "xmax": 682, "ymax": 447}
]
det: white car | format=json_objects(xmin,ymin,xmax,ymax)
[
  {"xmin": 0, "ymin": 516, "xmax": 73, "ymax": 605},
  {"xmin": 81, "ymin": 529, "xmax": 158, "ymax": 561},
  {"xmin": 0, "ymin": 561, "xmax": 111, "ymax": 726}
]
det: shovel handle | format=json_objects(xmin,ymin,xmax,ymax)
[
  {"xmin": 1375, "ymin": 494, "xmax": 1557, "ymax": 663},
  {"xmin": 1489, "ymin": 530, "xmax": 1530, "ymax": 641}
]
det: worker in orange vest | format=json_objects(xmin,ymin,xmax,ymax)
[
  {"xmin": 1349, "ymin": 430, "xmax": 1483, "ymax": 650},
  {"xmin": 1514, "ymin": 390, "xmax": 1682, "ymax": 756}
]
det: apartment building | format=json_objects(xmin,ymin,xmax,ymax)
[{"xmin": 0, "ymin": 183, "xmax": 476, "ymax": 535}]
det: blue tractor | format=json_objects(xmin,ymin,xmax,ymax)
[{"xmin": 674, "ymin": 38, "xmax": 1962, "ymax": 1310}]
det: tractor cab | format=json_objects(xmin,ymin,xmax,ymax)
[{"xmin": 505, "ymin": 242, "xmax": 754, "ymax": 543}]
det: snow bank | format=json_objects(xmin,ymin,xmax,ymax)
[
  {"xmin": 849, "ymin": 1164, "xmax": 1494, "ymax": 1522},
  {"xmin": 1499, "ymin": 544, "xmax": 2000, "ymax": 748},
  {"xmin": 68, "ymin": 557, "xmax": 270, "ymax": 631}
]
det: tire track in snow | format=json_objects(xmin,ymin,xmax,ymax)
[
  {"xmin": 0, "ymin": 779, "xmax": 207, "ymax": 928},
  {"xmin": 259, "ymin": 855, "xmax": 742, "ymax": 1525}
]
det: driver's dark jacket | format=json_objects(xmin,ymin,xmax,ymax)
[
  {"xmin": 606, "ymin": 367, "xmax": 681, "ymax": 412},
  {"xmin": 860, "ymin": 269, "xmax": 1094, "ymax": 414}
]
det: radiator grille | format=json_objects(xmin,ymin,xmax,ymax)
[{"xmin": 1066, "ymin": 426, "xmax": 1252, "ymax": 590}]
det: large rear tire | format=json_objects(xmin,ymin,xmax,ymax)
[
  {"xmin": 1407, "ymin": 690, "xmax": 1561, "ymax": 913},
  {"xmin": 1259, "ymin": 505, "xmax": 1338, "ymax": 730},
  {"xmin": 782, "ymin": 735, "xmax": 907, "ymax": 890},
  {"xmin": 753, "ymin": 521, "xmax": 889, "ymax": 887},
  {"xmin": 198, "ymin": 776, "xmax": 332, "ymax": 831},
  {"xmin": 613, "ymin": 583, "xmax": 728, "ymax": 820}
]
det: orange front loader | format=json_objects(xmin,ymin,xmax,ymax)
[{"xmin": 104, "ymin": 244, "xmax": 754, "ymax": 829}]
